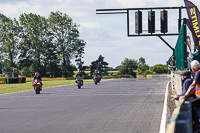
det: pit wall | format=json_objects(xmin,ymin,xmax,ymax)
[{"xmin": 172, "ymin": 71, "xmax": 182, "ymax": 97}]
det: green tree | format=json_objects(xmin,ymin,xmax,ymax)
[
  {"xmin": 75, "ymin": 39, "xmax": 86, "ymax": 75},
  {"xmin": 19, "ymin": 13, "xmax": 49, "ymax": 75},
  {"xmin": 19, "ymin": 65, "xmax": 35, "ymax": 77},
  {"xmin": 118, "ymin": 58, "xmax": 138, "ymax": 77},
  {"xmin": 0, "ymin": 12, "xmax": 85, "ymax": 78},
  {"xmin": 150, "ymin": 64, "xmax": 168, "ymax": 74},
  {"xmin": 138, "ymin": 57, "xmax": 146, "ymax": 66},
  {"xmin": 137, "ymin": 64, "xmax": 149, "ymax": 75},
  {"xmin": 0, "ymin": 14, "xmax": 20, "ymax": 68},
  {"xmin": 90, "ymin": 55, "xmax": 109, "ymax": 76},
  {"xmin": 0, "ymin": 55, "xmax": 2, "ymax": 73},
  {"xmin": 48, "ymin": 11, "xmax": 80, "ymax": 77}
]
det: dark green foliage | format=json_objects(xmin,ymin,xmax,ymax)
[
  {"xmin": 138, "ymin": 57, "xmax": 146, "ymax": 66},
  {"xmin": 0, "ymin": 14, "xmax": 20, "ymax": 68},
  {"xmin": 117, "ymin": 57, "xmax": 168, "ymax": 77},
  {"xmin": 75, "ymin": 39, "xmax": 86, "ymax": 75},
  {"xmin": 137, "ymin": 64, "xmax": 149, "ymax": 75},
  {"xmin": 118, "ymin": 58, "xmax": 138, "ymax": 77},
  {"xmin": 0, "ymin": 11, "xmax": 85, "ymax": 77},
  {"xmin": 150, "ymin": 64, "xmax": 168, "ymax": 74},
  {"xmin": 90, "ymin": 55, "xmax": 109, "ymax": 76}
]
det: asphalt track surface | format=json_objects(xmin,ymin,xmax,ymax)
[{"xmin": 0, "ymin": 78, "xmax": 169, "ymax": 133}]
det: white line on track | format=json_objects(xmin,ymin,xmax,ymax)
[{"xmin": 159, "ymin": 81, "xmax": 170, "ymax": 133}]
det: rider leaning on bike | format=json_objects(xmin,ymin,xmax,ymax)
[
  {"xmin": 93, "ymin": 70, "xmax": 101, "ymax": 81},
  {"xmin": 33, "ymin": 72, "xmax": 43, "ymax": 90},
  {"xmin": 75, "ymin": 70, "xmax": 83, "ymax": 85}
]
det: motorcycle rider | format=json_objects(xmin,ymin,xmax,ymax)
[
  {"xmin": 92, "ymin": 70, "xmax": 98, "ymax": 77},
  {"xmin": 93, "ymin": 70, "xmax": 101, "ymax": 82},
  {"xmin": 75, "ymin": 70, "xmax": 83, "ymax": 85},
  {"xmin": 33, "ymin": 72, "xmax": 43, "ymax": 90}
]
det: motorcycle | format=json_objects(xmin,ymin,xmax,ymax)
[
  {"xmin": 93, "ymin": 75, "xmax": 101, "ymax": 85},
  {"xmin": 76, "ymin": 77, "xmax": 83, "ymax": 89},
  {"xmin": 33, "ymin": 79, "xmax": 41, "ymax": 94}
]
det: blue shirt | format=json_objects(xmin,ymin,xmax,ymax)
[
  {"xmin": 194, "ymin": 71, "xmax": 200, "ymax": 83},
  {"xmin": 177, "ymin": 77, "xmax": 194, "ymax": 99}
]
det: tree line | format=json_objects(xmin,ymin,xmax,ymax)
[
  {"xmin": 117, "ymin": 57, "xmax": 168, "ymax": 77},
  {"xmin": 0, "ymin": 11, "xmax": 168, "ymax": 78},
  {"xmin": 0, "ymin": 11, "xmax": 86, "ymax": 77}
]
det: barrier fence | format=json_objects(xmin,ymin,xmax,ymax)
[
  {"xmin": 166, "ymin": 71, "xmax": 193, "ymax": 133},
  {"xmin": 0, "ymin": 78, "xmax": 6, "ymax": 84},
  {"xmin": 0, "ymin": 77, "xmax": 26, "ymax": 84},
  {"xmin": 166, "ymin": 100, "xmax": 192, "ymax": 133}
]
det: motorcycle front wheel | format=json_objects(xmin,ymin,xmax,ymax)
[
  {"xmin": 78, "ymin": 85, "xmax": 81, "ymax": 89},
  {"xmin": 35, "ymin": 87, "xmax": 40, "ymax": 94}
]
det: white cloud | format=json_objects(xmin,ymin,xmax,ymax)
[{"xmin": 80, "ymin": 22, "xmax": 101, "ymax": 30}]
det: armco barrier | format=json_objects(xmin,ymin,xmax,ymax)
[
  {"xmin": 146, "ymin": 74, "xmax": 171, "ymax": 78},
  {"xmin": 0, "ymin": 78, "xmax": 6, "ymax": 84},
  {"xmin": 6, "ymin": 77, "xmax": 26, "ymax": 84},
  {"xmin": 166, "ymin": 100, "xmax": 192, "ymax": 133}
]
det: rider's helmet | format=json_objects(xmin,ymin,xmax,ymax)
[
  {"xmin": 98, "ymin": 71, "xmax": 100, "ymax": 73},
  {"xmin": 95, "ymin": 70, "xmax": 97, "ymax": 73},
  {"xmin": 35, "ymin": 72, "xmax": 39, "ymax": 77}
]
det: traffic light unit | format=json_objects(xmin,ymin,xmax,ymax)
[
  {"xmin": 135, "ymin": 10, "xmax": 168, "ymax": 34},
  {"xmin": 135, "ymin": 11, "xmax": 142, "ymax": 34},
  {"xmin": 148, "ymin": 11, "xmax": 155, "ymax": 33},
  {"xmin": 161, "ymin": 10, "xmax": 168, "ymax": 33}
]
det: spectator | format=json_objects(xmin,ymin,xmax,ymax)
[
  {"xmin": 168, "ymin": 56, "xmax": 176, "ymax": 71},
  {"xmin": 190, "ymin": 49, "xmax": 200, "ymax": 70},
  {"xmin": 168, "ymin": 62, "xmax": 172, "ymax": 70},
  {"xmin": 171, "ymin": 56, "xmax": 176, "ymax": 71},
  {"xmin": 179, "ymin": 60, "xmax": 200, "ymax": 100},
  {"xmin": 173, "ymin": 70, "xmax": 194, "ymax": 100},
  {"xmin": 179, "ymin": 60, "xmax": 200, "ymax": 127}
]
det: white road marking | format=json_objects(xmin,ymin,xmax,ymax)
[{"xmin": 159, "ymin": 81, "xmax": 170, "ymax": 133}]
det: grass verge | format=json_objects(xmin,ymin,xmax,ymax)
[{"xmin": 0, "ymin": 79, "xmax": 105, "ymax": 94}]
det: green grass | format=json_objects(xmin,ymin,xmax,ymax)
[{"xmin": 0, "ymin": 79, "xmax": 100, "ymax": 94}]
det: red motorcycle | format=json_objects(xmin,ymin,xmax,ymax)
[{"xmin": 33, "ymin": 79, "xmax": 41, "ymax": 94}]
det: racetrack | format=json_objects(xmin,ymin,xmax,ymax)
[{"xmin": 0, "ymin": 78, "xmax": 169, "ymax": 133}]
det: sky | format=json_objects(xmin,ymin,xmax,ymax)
[{"xmin": 0, "ymin": 0, "xmax": 199, "ymax": 68}]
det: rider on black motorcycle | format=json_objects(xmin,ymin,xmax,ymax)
[
  {"xmin": 93, "ymin": 70, "xmax": 101, "ymax": 82},
  {"xmin": 75, "ymin": 70, "xmax": 83, "ymax": 85},
  {"xmin": 33, "ymin": 72, "xmax": 43, "ymax": 90},
  {"xmin": 92, "ymin": 70, "xmax": 98, "ymax": 77}
]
